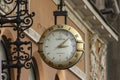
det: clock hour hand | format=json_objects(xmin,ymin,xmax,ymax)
[
  {"xmin": 57, "ymin": 38, "xmax": 69, "ymax": 48},
  {"xmin": 58, "ymin": 45, "xmax": 69, "ymax": 48}
]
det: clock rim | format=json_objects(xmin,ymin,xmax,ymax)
[{"xmin": 38, "ymin": 24, "xmax": 84, "ymax": 69}]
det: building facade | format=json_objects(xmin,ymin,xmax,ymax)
[{"xmin": 0, "ymin": 0, "xmax": 119, "ymax": 80}]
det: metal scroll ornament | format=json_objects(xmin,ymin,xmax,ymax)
[{"xmin": 0, "ymin": 0, "xmax": 35, "ymax": 80}]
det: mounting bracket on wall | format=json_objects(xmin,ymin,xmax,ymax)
[{"xmin": 53, "ymin": 0, "xmax": 68, "ymax": 24}]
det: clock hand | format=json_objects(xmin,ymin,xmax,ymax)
[
  {"xmin": 57, "ymin": 38, "xmax": 69, "ymax": 48},
  {"xmin": 58, "ymin": 45, "xmax": 69, "ymax": 48}
]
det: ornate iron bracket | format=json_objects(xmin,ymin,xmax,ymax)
[{"xmin": 0, "ymin": 0, "xmax": 35, "ymax": 80}]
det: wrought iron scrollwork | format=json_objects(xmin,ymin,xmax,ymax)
[
  {"xmin": 3, "ymin": 0, "xmax": 14, "ymax": 4},
  {"xmin": 0, "ymin": 0, "xmax": 35, "ymax": 29},
  {"xmin": 2, "ymin": 71, "xmax": 9, "ymax": 80},
  {"xmin": 0, "ymin": 0, "xmax": 35, "ymax": 80}
]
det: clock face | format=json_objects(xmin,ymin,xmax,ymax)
[
  {"xmin": 39, "ymin": 24, "xmax": 84, "ymax": 69},
  {"xmin": 43, "ymin": 29, "xmax": 77, "ymax": 64}
]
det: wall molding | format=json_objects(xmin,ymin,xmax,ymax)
[{"xmin": 69, "ymin": 66, "xmax": 87, "ymax": 80}]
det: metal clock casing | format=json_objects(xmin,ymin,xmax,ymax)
[{"xmin": 38, "ymin": 24, "xmax": 84, "ymax": 69}]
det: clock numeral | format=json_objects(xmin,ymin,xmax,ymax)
[
  {"xmin": 74, "ymin": 34, "xmax": 79, "ymax": 38},
  {"xmin": 77, "ymin": 40, "xmax": 84, "ymax": 43},
  {"xmin": 48, "ymin": 27, "xmax": 53, "ymax": 31},
  {"xmin": 57, "ymin": 25, "xmax": 63, "ymax": 28},
  {"xmin": 58, "ymin": 64, "xmax": 63, "ymax": 67},
  {"xmin": 45, "ymin": 45, "xmax": 48, "ymax": 47},
  {"xmin": 47, "ymin": 52, "xmax": 50, "ymax": 55},
  {"xmin": 39, "ymin": 45, "xmax": 43, "ymax": 52},
  {"xmin": 75, "ymin": 54, "xmax": 78, "ymax": 58},
  {"xmin": 52, "ymin": 57, "xmax": 55, "ymax": 60},
  {"xmin": 48, "ymin": 61, "xmax": 54, "ymax": 66},
  {"xmin": 46, "ymin": 38, "xmax": 50, "ymax": 41},
  {"xmin": 69, "ymin": 61, "xmax": 72, "ymax": 65},
  {"xmin": 64, "ymin": 32, "xmax": 68, "ymax": 36},
  {"xmin": 41, "ymin": 54, "xmax": 46, "ymax": 60},
  {"xmin": 68, "ymin": 27, "xmax": 71, "ymax": 30},
  {"xmin": 38, "ymin": 50, "xmax": 43, "ymax": 52}
]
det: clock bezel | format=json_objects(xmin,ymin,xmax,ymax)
[{"xmin": 38, "ymin": 24, "xmax": 84, "ymax": 69}]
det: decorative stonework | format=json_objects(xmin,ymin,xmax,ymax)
[
  {"xmin": 99, "ymin": 44, "xmax": 107, "ymax": 80},
  {"xmin": 90, "ymin": 34, "xmax": 107, "ymax": 80},
  {"xmin": 90, "ymin": 35, "xmax": 99, "ymax": 80}
]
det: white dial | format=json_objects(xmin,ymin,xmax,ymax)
[{"xmin": 43, "ymin": 29, "xmax": 76, "ymax": 64}]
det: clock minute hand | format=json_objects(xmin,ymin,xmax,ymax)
[{"xmin": 57, "ymin": 38, "xmax": 69, "ymax": 48}]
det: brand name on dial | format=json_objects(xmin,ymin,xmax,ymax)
[{"xmin": 56, "ymin": 38, "xmax": 65, "ymax": 40}]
